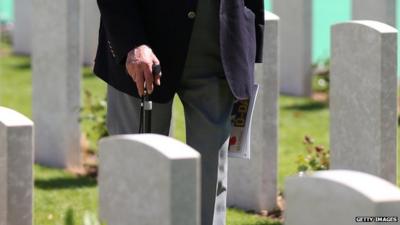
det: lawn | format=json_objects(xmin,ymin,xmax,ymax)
[
  {"xmin": 34, "ymin": 165, "xmax": 98, "ymax": 225},
  {"xmin": 1, "ymin": 41, "xmax": 399, "ymax": 224}
]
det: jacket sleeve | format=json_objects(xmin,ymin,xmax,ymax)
[
  {"xmin": 97, "ymin": 0, "xmax": 147, "ymax": 64},
  {"xmin": 244, "ymin": 0, "xmax": 264, "ymax": 63}
]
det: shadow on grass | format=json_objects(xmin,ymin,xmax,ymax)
[
  {"xmin": 35, "ymin": 176, "xmax": 97, "ymax": 190},
  {"xmin": 11, "ymin": 61, "xmax": 31, "ymax": 70},
  {"xmin": 282, "ymin": 101, "xmax": 328, "ymax": 111},
  {"xmin": 6, "ymin": 53, "xmax": 32, "ymax": 70}
]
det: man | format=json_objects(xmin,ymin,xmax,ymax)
[{"xmin": 94, "ymin": 0, "xmax": 264, "ymax": 224}]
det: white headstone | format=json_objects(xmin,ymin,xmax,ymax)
[
  {"xmin": 330, "ymin": 21, "xmax": 397, "ymax": 184},
  {"xmin": 272, "ymin": 0, "xmax": 312, "ymax": 96},
  {"xmin": 32, "ymin": 0, "xmax": 82, "ymax": 168},
  {"xmin": 99, "ymin": 134, "xmax": 200, "ymax": 225},
  {"xmin": 285, "ymin": 170, "xmax": 400, "ymax": 225},
  {"xmin": 82, "ymin": 0, "xmax": 100, "ymax": 65},
  {"xmin": 12, "ymin": 0, "xmax": 32, "ymax": 55},
  {"xmin": 0, "ymin": 107, "xmax": 33, "ymax": 225},
  {"xmin": 227, "ymin": 11, "xmax": 279, "ymax": 212},
  {"xmin": 12, "ymin": 0, "xmax": 99, "ymax": 66},
  {"xmin": 352, "ymin": 0, "xmax": 396, "ymax": 27}
]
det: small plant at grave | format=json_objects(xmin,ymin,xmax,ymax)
[
  {"xmin": 312, "ymin": 58, "xmax": 330, "ymax": 93},
  {"xmin": 80, "ymin": 89, "xmax": 108, "ymax": 152},
  {"xmin": 296, "ymin": 135, "xmax": 330, "ymax": 172}
]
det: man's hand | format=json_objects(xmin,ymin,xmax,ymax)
[{"xmin": 125, "ymin": 45, "xmax": 161, "ymax": 96}]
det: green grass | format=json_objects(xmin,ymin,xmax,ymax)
[
  {"xmin": 0, "ymin": 46, "xmax": 106, "ymax": 117},
  {"xmin": 34, "ymin": 165, "xmax": 98, "ymax": 225},
  {"xmin": 278, "ymin": 96, "xmax": 330, "ymax": 190},
  {"xmin": 1, "ymin": 42, "xmax": 399, "ymax": 224},
  {"xmin": 33, "ymin": 165, "xmax": 280, "ymax": 225},
  {"xmin": 0, "ymin": 47, "xmax": 32, "ymax": 116}
]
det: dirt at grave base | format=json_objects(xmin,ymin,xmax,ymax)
[
  {"xmin": 67, "ymin": 134, "xmax": 98, "ymax": 178},
  {"xmin": 241, "ymin": 194, "xmax": 285, "ymax": 223}
]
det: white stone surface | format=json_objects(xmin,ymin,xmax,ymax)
[
  {"xmin": 0, "ymin": 107, "xmax": 33, "ymax": 225},
  {"xmin": 352, "ymin": 0, "xmax": 396, "ymax": 27},
  {"xmin": 330, "ymin": 21, "xmax": 397, "ymax": 184},
  {"xmin": 285, "ymin": 170, "xmax": 400, "ymax": 225},
  {"xmin": 12, "ymin": 0, "xmax": 32, "ymax": 55},
  {"xmin": 227, "ymin": 11, "xmax": 279, "ymax": 212},
  {"xmin": 82, "ymin": 0, "xmax": 100, "ymax": 65},
  {"xmin": 12, "ymin": 0, "xmax": 99, "ymax": 66},
  {"xmin": 272, "ymin": 0, "xmax": 312, "ymax": 96},
  {"xmin": 99, "ymin": 134, "xmax": 200, "ymax": 225},
  {"xmin": 32, "ymin": 0, "xmax": 81, "ymax": 168}
]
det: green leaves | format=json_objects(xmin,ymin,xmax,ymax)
[
  {"xmin": 80, "ymin": 90, "xmax": 108, "ymax": 152},
  {"xmin": 296, "ymin": 135, "xmax": 330, "ymax": 173}
]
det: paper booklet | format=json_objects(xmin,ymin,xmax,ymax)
[{"xmin": 228, "ymin": 84, "xmax": 259, "ymax": 159}]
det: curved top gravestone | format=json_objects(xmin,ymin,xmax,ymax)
[
  {"xmin": 99, "ymin": 134, "xmax": 200, "ymax": 225},
  {"xmin": 265, "ymin": 10, "xmax": 279, "ymax": 21},
  {"xmin": 312, "ymin": 170, "xmax": 400, "ymax": 202},
  {"xmin": 285, "ymin": 170, "xmax": 400, "ymax": 225},
  {"xmin": 335, "ymin": 20, "xmax": 397, "ymax": 33},
  {"xmin": 330, "ymin": 21, "xmax": 397, "ymax": 184},
  {"xmin": 0, "ymin": 107, "xmax": 33, "ymax": 127}
]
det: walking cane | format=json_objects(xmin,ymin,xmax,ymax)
[{"xmin": 139, "ymin": 64, "xmax": 161, "ymax": 133}]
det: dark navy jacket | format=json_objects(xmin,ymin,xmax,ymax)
[{"xmin": 94, "ymin": 0, "xmax": 264, "ymax": 103}]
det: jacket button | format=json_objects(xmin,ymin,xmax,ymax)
[{"xmin": 188, "ymin": 11, "xmax": 196, "ymax": 19}]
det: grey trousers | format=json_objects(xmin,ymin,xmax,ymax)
[{"xmin": 106, "ymin": 70, "xmax": 234, "ymax": 225}]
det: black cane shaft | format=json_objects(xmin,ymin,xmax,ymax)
[
  {"xmin": 145, "ymin": 110, "xmax": 151, "ymax": 133},
  {"xmin": 140, "ymin": 104, "xmax": 144, "ymax": 133},
  {"xmin": 143, "ymin": 93, "xmax": 152, "ymax": 133},
  {"xmin": 139, "ymin": 64, "xmax": 159, "ymax": 134}
]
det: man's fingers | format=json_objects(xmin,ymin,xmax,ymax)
[
  {"xmin": 155, "ymin": 75, "xmax": 161, "ymax": 86},
  {"xmin": 147, "ymin": 82, "xmax": 154, "ymax": 94},
  {"xmin": 152, "ymin": 55, "xmax": 162, "ymax": 77},
  {"xmin": 130, "ymin": 66, "xmax": 139, "ymax": 82},
  {"xmin": 126, "ymin": 63, "xmax": 135, "ymax": 79},
  {"xmin": 152, "ymin": 54, "xmax": 160, "ymax": 67},
  {"xmin": 125, "ymin": 46, "xmax": 161, "ymax": 95},
  {"xmin": 135, "ymin": 71, "xmax": 144, "ymax": 97},
  {"xmin": 143, "ymin": 63, "xmax": 154, "ymax": 94}
]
